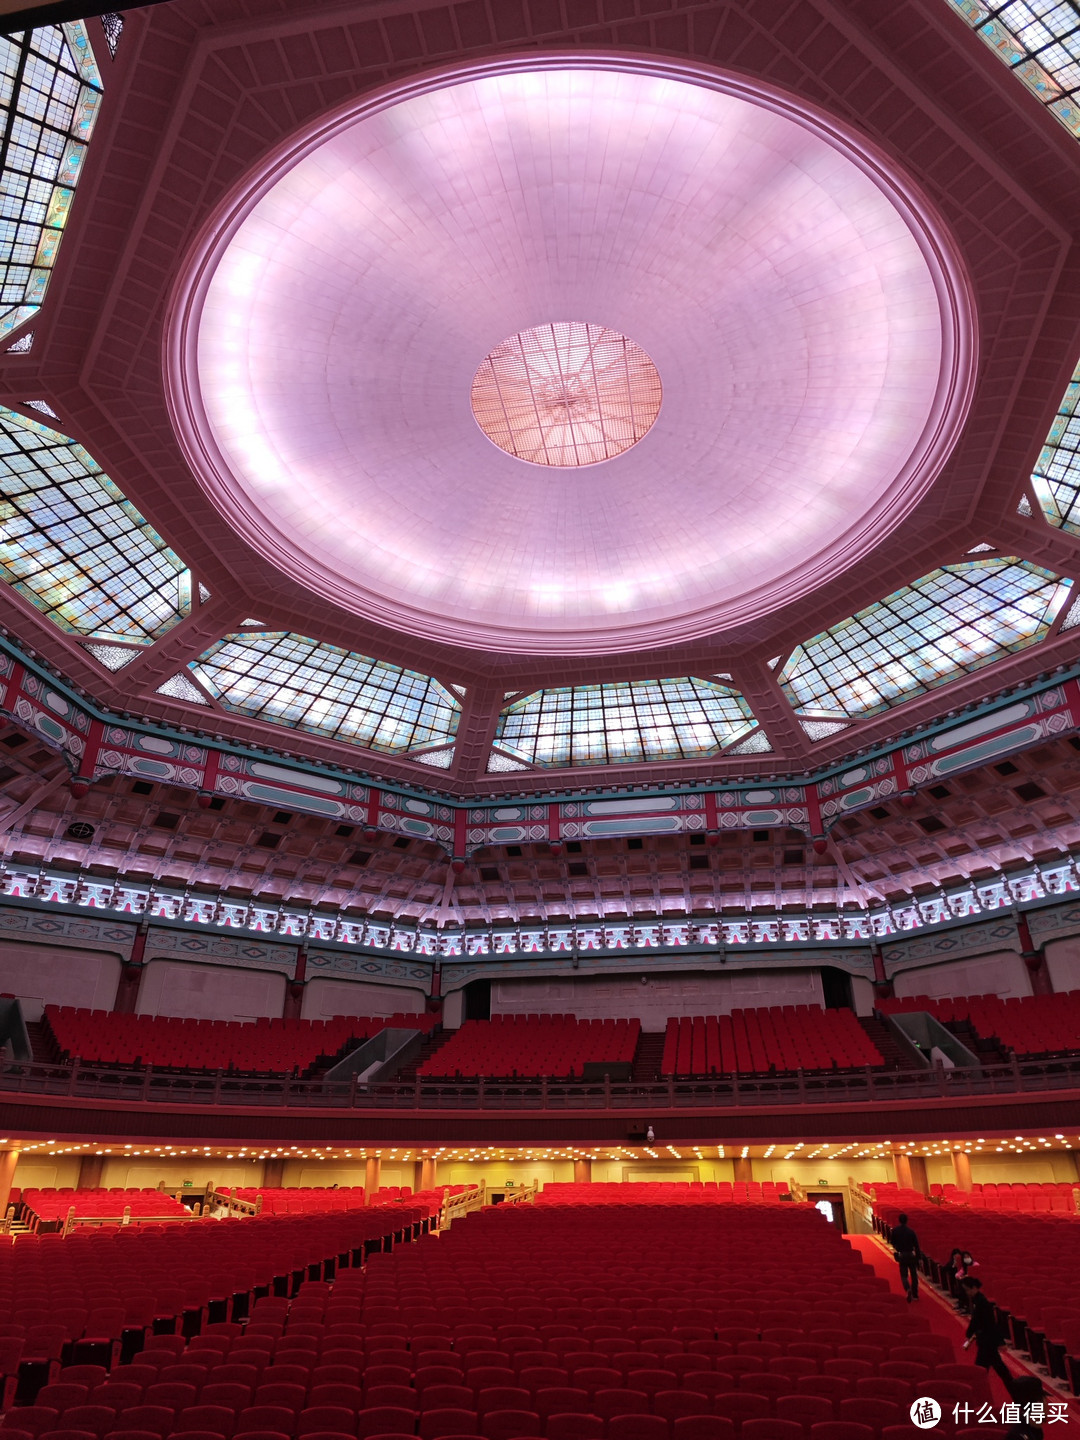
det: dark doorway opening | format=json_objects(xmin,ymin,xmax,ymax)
[
  {"xmin": 463, "ymin": 978, "xmax": 491, "ymax": 1021},
  {"xmin": 820, "ymin": 966, "xmax": 853, "ymax": 1010}
]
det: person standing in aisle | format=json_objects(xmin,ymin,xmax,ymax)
[
  {"xmin": 962, "ymin": 1276, "xmax": 1015, "ymax": 1396},
  {"xmin": 890, "ymin": 1211, "xmax": 921, "ymax": 1301}
]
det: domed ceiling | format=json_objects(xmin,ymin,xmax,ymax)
[
  {"xmin": 0, "ymin": 0, "xmax": 1076, "ymax": 809},
  {"xmin": 168, "ymin": 60, "xmax": 972, "ymax": 655}
]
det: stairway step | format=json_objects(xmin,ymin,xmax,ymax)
[
  {"xmin": 631, "ymin": 1030, "xmax": 667, "ymax": 1083},
  {"xmin": 857, "ymin": 1015, "xmax": 908, "ymax": 1071},
  {"xmin": 394, "ymin": 1028, "xmax": 454, "ymax": 1083},
  {"xmin": 23, "ymin": 1019, "xmax": 57, "ymax": 1065}
]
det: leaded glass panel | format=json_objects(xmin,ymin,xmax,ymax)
[
  {"xmin": 778, "ymin": 558, "xmax": 1070, "ymax": 718},
  {"xmin": 1032, "ymin": 357, "xmax": 1080, "ymax": 532},
  {"xmin": 0, "ymin": 404, "xmax": 191, "ymax": 642},
  {"xmin": 0, "ymin": 22, "xmax": 102, "ymax": 338},
  {"xmin": 190, "ymin": 632, "xmax": 460, "ymax": 754},
  {"xmin": 945, "ymin": 1, "xmax": 1080, "ymax": 137},
  {"xmin": 493, "ymin": 677, "xmax": 757, "ymax": 768}
]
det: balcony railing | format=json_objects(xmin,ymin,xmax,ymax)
[{"xmin": 2, "ymin": 1053, "xmax": 1080, "ymax": 1111}]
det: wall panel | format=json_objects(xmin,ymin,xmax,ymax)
[
  {"xmin": 891, "ymin": 950, "xmax": 1031, "ymax": 1002},
  {"xmin": 301, "ymin": 977, "xmax": 424, "ymax": 1021},
  {"xmin": 0, "ymin": 941, "xmax": 120, "ymax": 1017},
  {"xmin": 136, "ymin": 959, "xmax": 285, "ymax": 1021},
  {"xmin": 490, "ymin": 968, "xmax": 824, "ymax": 1028}
]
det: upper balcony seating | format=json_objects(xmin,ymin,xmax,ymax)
[
  {"xmin": 417, "ymin": 1014, "xmax": 640, "ymax": 1079},
  {"xmin": 879, "ymin": 990, "xmax": 1080, "ymax": 1057},
  {"xmin": 659, "ymin": 1006, "xmax": 883, "ymax": 1077},
  {"xmin": 43, "ymin": 1005, "xmax": 437, "ymax": 1075}
]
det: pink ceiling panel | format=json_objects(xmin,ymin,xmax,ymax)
[{"xmin": 166, "ymin": 55, "xmax": 975, "ymax": 657}]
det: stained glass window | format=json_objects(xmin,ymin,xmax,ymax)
[
  {"xmin": 1031, "ymin": 356, "xmax": 1080, "ymax": 532},
  {"xmin": 945, "ymin": 1, "xmax": 1080, "ymax": 136},
  {"xmin": 0, "ymin": 22, "xmax": 103, "ymax": 339},
  {"xmin": 99, "ymin": 15, "xmax": 123, "ymax": 58},
  {"xmin": 492, "ymin": 677, "xmax": 759, "ymax": 768},
  {"xmin": 777, "ymin": 558, "xmax": 1071, "ymax": 719},
  {"xmin": 190, "ymin": 632, "xmax": 461, "ymax": 754},
  {"xmin": 0, "ymin": 404, "xmax": 192, "ymax": 642}
]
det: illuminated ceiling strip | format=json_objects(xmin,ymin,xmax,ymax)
[{"xmin": 1, "ymin": 854, "xmax": 1071, "ymax": 953}]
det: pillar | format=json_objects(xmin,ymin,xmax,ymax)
[
  {"xmin": 892, "ymin": 1149, "xmax": 913, "ymax": 1190},
  {"xmin": 574, "ymin": 1159, "xmax": 592, "ymax": 1184},
  {"xmin": 908, "ymin": 1155, "xmax": 930, "ymax": 1195},
  {"xmin": 262, "ymin": 1158, "xmax": 285, "ymax": 1187},
  {"xmin": 733, "ymin": 1157, "xmax": 753, "ymax": 1184},
  {"xmin": 0, "ymin": 1148, "xmax": 19, "ymax": 1217},
  {"xmin": 77, "ymin": 1154, "xmax": 104, "ymax": 1189},
  {"xmin": 415, "ymin": 1158, "xmax": 437, "ymax": 1192},
  {"xmin": 951, "ymin": 1149, "xmax": 973, "ymax": 1192},
  {"xmin": 365, "ymin": 1156, "xmax": 381, "ymax": 1199},
  {"xmin": 113, "ymin": 923, "xmax": 147, "ymax": 1013},
  {"xmin": 1016, "ymin": 915, "xmax": 1054, "ymax": 994}
]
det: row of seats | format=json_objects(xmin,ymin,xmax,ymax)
[
  {"xmin": 1, "ymin": 1200, "xmax": 998, "ymax": 1440},
  {"xmin": 20, "ymin": 1191, "xmax": 190, "ymax": 1224},
  {"xmin": 660, "ymin": 1009, "xmax": 882, "ymax": 1077},
  {"xmin": 43, "ymin": 1008, "xmax": 436, "ymax": 1076},
  {"xmin": 877, "ymin": 990, "xmax": 1080, "ymax": 1057},
  {"xmin": 418, "ymin": 1018, "xmax": 639, "ymax": 1080},
  {"xmin": 226, "ymin": 1190, "xmax": 446, "ymax": 1215},
  {"xmin": 873, "ymin": 1181, "xmax": 1078, "ymax": 1214},
  {"xmin": 0, "ymin": 1198, "xmax": 443, "ymax": 1363},
  {"xmin": 534, "ymin": 1186, "xmax": 789, "ymax": 1205},
  {"xmin": 871, "ymin": 1189, "xmax": 1080, "ymax": 1392}
]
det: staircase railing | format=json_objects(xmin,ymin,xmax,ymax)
[{"xmin": 440, "ymin": 1182, "xmax": 485, "ymax": 1227}]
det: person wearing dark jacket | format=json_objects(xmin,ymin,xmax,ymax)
[
  {"xmin": 890, "ymin": 1212, "xmax": 920, "ymax": 1301},
  {"xmin": 962, "ymin": 1276, "xmax": 1014, "ymax": 1393}
]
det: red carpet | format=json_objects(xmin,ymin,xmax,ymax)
[{"xmin": 845, "ymin": 1233, "xmax": 1013, "ymax": 1401}]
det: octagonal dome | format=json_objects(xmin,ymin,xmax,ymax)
[{"xmin": 167, "ymin": 55, "xmax": 975, "ymax": 656}]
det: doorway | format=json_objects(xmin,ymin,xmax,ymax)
[{"xmin": 813, "ymin": 1191, "xmax": 848, "ymax": 1232}]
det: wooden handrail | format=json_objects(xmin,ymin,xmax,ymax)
[{"xmin": 440, "ymin": 1182, "xmax": 485, "ymax": 1228}]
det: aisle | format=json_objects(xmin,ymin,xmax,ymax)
[{"xmin": 845, "ymin": 1232, "xmax": 1017, "ymax": 1405}]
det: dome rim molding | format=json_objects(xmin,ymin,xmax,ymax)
[{"xmin": 163, "ymin": 48, "xmax": 979, "ymax": 659}]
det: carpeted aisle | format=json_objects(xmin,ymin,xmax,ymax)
[{"xmin": 845, "ymin": 1231, "xmax": 1020, "ymax": 1406}]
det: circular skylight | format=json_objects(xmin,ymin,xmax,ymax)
[
  {"xmin": 471, "ymin": 322, "xmax": 662, "ymax": 467},
  {"xmin": 167, "ymin": 57, "xmax": 975, "ymax": 656}
]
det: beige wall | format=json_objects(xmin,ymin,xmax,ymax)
[
  {"xmin": 489, "ymin": 968, "xmax": 825, "ymax": 1028},
  {"xmin": 11, "ymin": 1156, "xmax": 82, "ymax": 1189},
  {"xmin": 1044, "ymin": 938, "xmax": 1080, "ymax": 994},
  {"xmin": 443, "ymin": 1161, "xmax": 574, "ymax": 1191},
  {"xmin": 301, "ymin": 978, "xmax": 424, "ymax": 1022},
  {"xmin": 891, "ymin": 949, "xmax": 1030, "ymax": 1002},
  {"xmin": 137, "ymin": 959, "xmax": 285, "ymax": 1022},
  {"xmin": 0, "ymin": 941, "xmax": 121, "ymax": 1018}
]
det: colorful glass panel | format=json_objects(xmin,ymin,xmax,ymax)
[
  {"xmin": 0, "ymin": 405, "xmax": 191, "ymax": 642},
  {"xmin": 778, "ymin": 558, "xmax": 1071, "ymax": 718},
  {"xmin": 945, "ymin": 1, "xmax": 1080, "ymax": 137},
  {"xmin": 190, "ymin": 632, "xmax": 460, "ymax": 754},
  {"xmin": 493, "ymin": 677, "xmax": 758, "ymax": 768},
  {"xmin": 1032, "ymin": 356, "xmax": 1080, "ymax": 533},
  {"xmin": 0, "ymin": 22, "xmax": 103, "ymax": 338}
]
